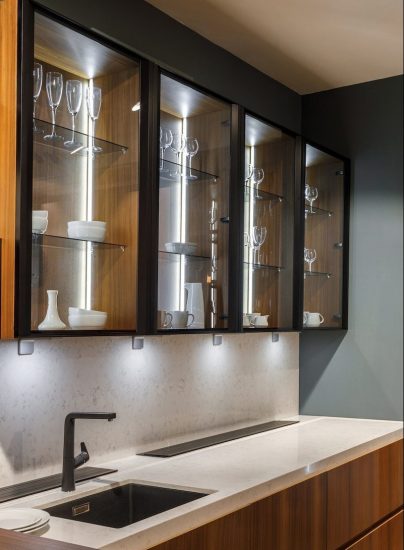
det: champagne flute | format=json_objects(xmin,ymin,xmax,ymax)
[
  {"xmin": 44, "ymin": 72, "xmax": 63, "ymax": 141},
  {"xmin": 32, "ymin": 62, "xmax": 43, "ymax": 133},
  {"xmin": 170, "ymin": 133, "xmax": 185, "ymax": 176},
  {"xmin": 185, "ymin": 137, "xmax": 199, "ymax": 179},
  {"xmin": 251, "ymin": 167, "xmax": 265, "ymax": 198},
  {"xmin": 251, "ymin": 225, "xmax": 267, "ymax": 265},
  {"xmin": 86, "ymin": 86, "xmax": 102, "ymax": 154},
  {"xmin": 245, "ymin": 163, "xmax": 253, "ymax": 183},
  {"xmin": 64, "ymin": 80, "xmax": 83, "ymax": 149},
  {"xmin": 304, "ymin": 248, "xmax": 317, "ymax": 272},
  {"xmin": 159, "ymin": 127, "xmax": 173, "ymax": 172},
  {"xmin": 305, "ymin": 185, "xmax": 318, "ymax": 213}
]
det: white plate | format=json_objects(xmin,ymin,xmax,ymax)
[
  {"xmin": 0, "ymin": 508, "xmax": 49, "ymax": 531},
  {"xmin": 16, "ymin": 517, "xmax": 50, "ymax": 533}
]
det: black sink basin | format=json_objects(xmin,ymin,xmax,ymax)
[{"xmin": 45, "ymin": 483, "xmax": 207, "ymax": 528}]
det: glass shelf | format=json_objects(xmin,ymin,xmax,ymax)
[
  {"xmin": 33, "ymin": 119, "xmax": 128, "ymax": 157},
  {"xmin": 32, "ymin": 233, "xmax": 127, "ymax": 250},
  {"xmin": 159, "ymin": 250, "xmax": 211, "ymax": 261},
  {"xmin": 304, "ymin": 270, "xmax": 332, "ymax": 278},
  {"xmin": 159, "ymin": 159, "xmax": 218, "ymax": 186},
  {"xmin": 244, "ymin": 185, "xmax": 284, "ymax": 203},
  {"xmin": 244, "ymin": 261, "xmax": 284, "ymax": 272},
  {"xmin": 305, "ymin": 204, "xmax": 333, "ymax": 217}
]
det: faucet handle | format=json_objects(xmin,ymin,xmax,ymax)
[{"xmin": 74, "ymin": 441, "xmax": 90, "ymax": 469}]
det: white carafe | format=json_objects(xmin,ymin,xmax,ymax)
[
  {"xmin": 38, "ymin": 290, "xmax": 66, "ymax": 330},
  {"xmin": 184, "ymin": 283, "xmax": 205, "ymax": 329}
]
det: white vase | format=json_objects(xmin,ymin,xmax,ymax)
[{"xmin": 38, "ymin": 290, "xmax": 66, "ymax": 330}]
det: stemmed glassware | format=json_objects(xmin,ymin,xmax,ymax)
[
  {"xmin": 304, "ymin": 247, "xmax": 317, "ymax": 272},
  {"xmin": 251, "ymin": 225, "xmax": 267, "ymax": 265},
  {"xmin": 170, "ymin": 133, "xmax": 186, "ymax": 176},
  {"xmin": 32, "ymin": 62, "xmax": 43, "ymax": 133},
  {"xmin": 64, "ymin": 80, "xmax": 83, "ymax": 149},
  {"xmin": 160, "ymin": 127, "xmax": 173, "ymax": 171},
  {"xmin": 305, "ymin": 184, "xmax": 318, "ymax": 213},
  {"xmin": 251, "ymin": 167, "xmax": 265, "ymax": 198},
  {"xmin": 245, "ymin": 163, "xmax": 253, "ymax": 183},
  {"xmin": 185, "ymin": 137, "xmax": 199, "ymax": 179},
  {"xmin": 44, "ymin": 72, "xmax": 63, "ymax": 141},
  {"xmin": 86, "ymin": 86, "xmax": 102, "ymax": 155}
]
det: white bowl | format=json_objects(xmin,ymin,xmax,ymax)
[
  {"xmin": 67, "ymin": 222, "xmax": 106, "ymax": 242},
  {"xmin": 68, "ymin": 307, "xmax": 106, "ymax": 316},
  {"xmin": 32, "ymin": 217, "xmax": 48, "ymax": 234},
  {"xmin": 164, "ymin": 242, "xmax": 197, "ymax": 255},
  {"xmin": 32, "ymin": 210, "xmax": 48, "ymax": 219},
  {"xmin": 68, "ymin": 220, "xmax": 106, "ymax": 228},
  {"xmin": 68, "ymin": 314, "xmax": 107, "ymax": 329}
]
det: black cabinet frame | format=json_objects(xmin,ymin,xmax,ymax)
[{"xmin": 15, "ymin": 1, "xmax": 350, "ymax": 337}]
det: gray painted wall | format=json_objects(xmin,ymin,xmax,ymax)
[{"xmin": 301, "ymin": 76, "xmax": 403, "ymax": 420}]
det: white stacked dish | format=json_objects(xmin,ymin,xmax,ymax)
[
  {"xmin": 67, "ymin": 221, "xmax": 106, "ymax": 242},
  {"xmin": 164, "ymin": 241, "xmax": 197, "ymax": 255},
  {"xmin": 32, "ymin": 210, "xmax": 48, "ymax": 234},
  {"xmin": 0, "ymin": 508, "xmax": 50, "ymax": 533},
  {"xmin": 68, "ymin": 307, "xmax": 107, "ymax": 329}
]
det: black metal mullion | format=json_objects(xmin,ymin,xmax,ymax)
[
  {"xmin": 15, "ymin": 0, "xmax": 35, "ymax": 337},
  {"xmin": 228, "ymin": 104, "xmax": 245, "ymax": 332},
  {"xmin": 137, "ymin": 60, "xmax": 160, "ymax": 335},
  {"xmin": 294, "ymin": 137, "xmax": 305, "ymax": 330}
]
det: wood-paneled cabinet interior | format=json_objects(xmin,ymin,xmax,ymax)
[
  {"xmin": 30, "ymin": 12, "xmax": 140, "ymax": 332},
  {"xmin": 243, "ymin": 115, "xmax": 295, "ymax": 330},
  {"xmin": 157, "ymin": 75, "xmax": 231, "ymax": 331},
  {"xmin": 150, "ymin": 440, "xmax": 403, "ymax": 550},
  {"xmin": 303, "ymin": 144, "xmax": 346, "ymax": 329}
]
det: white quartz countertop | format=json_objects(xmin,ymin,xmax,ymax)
[{"xmin": 1, "ymin": 416, "xmax": 402, "ymax": 549}]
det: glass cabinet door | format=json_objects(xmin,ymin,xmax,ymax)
[
  {"xmin": 157, "ymin": 75, "xmax": 231, "ymax": 331},
  {"xmin": 243, "ymin": 115, "xmax": 296, "ymax": 330},
  {"xmin": 31, "ymin": 13, "xmax": 140, "ymax": 332},
  {"xmin": 303, "ymin": 144, "xmax": 345, "ymax": 329}
]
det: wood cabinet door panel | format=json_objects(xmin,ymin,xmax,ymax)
[
  {"xmin": 327, "ymin": 440, "xmax": 403, "ymax": 549},
  {"xmin": 151, "ymin": 475, "xmax": 326, "ymax": 550},
  {"xmin": 346, "ymin": 510, "xmax": 403, "ymax": 550}
]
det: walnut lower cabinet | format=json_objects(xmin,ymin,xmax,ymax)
[{"xmin": 151, "ymin": 440, "xmax": 403, "ymax": 550}]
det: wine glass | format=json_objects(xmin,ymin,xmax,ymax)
[
  {"xmin": 160, "ymin": 127, "xmax": 173, "ymax": 172},
  {"xmin": 185, "ymin": 137, "xmax": 199, "ymax": 179},
  {"xmin": 251, "ymin": 225, "xmax": 267, "ymax": 265},
  {"xmin": 304, "ymin": 248, "xmax": 317, "ymax": 272},
  {"xmin": 64, "ymin": 80, "xmax": 83, "ymax": 149},
  {"xmin": 32, "ymin": 62, "xmax": 43, "ymax": 133},
  {"xmin": 86, "ymin": 86, "xmax": 102, "ymax": 154},
  {"xmin": 251, "ymin": 167, "xmax": 265, "ymax": 198},
  {"xmin": 245, "ymin": 163, "xmax": 253, "ymax": 183},
  {"xmin": 170, "ymin": 133, "xmax": 186, "ymax": 176},
  {"xmin": 44, "ymin": 72, "xmax": 63, "ymax": 141},
  {"xmin": 305, "ymin": 184, "xmax": 318, "ymax": 213}
]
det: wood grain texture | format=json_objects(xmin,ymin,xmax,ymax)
[
  {"xmin": 150, "ymin": 474, "xmax": 327, "ymax": 550},
  {"xmin": 0, "ymin": 0, "xmax": 17, "ymax": 338},
  {"xmin": 0, "ymin": 528, "xmax": 90, "ymax": 550},
  {"xmin": 327, "ymin": 440, "xmax": 404, "ymax": 549},
  {"xmin": 346, "ymin": 510, "xmax": 403, "ymax": 550}
]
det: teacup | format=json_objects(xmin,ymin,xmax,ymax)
[
  {"xmin": 157, "ymin": 310, "xmax": 173, "ymax": 329},
  {"xmin": 250, "ymin": 314, "xmax": 269, "ymax": 327},
  {"xmin": 303, "ymin": 311, "xmax": 310, "ymax": 326},
  {"xmin": 168, "ymin": 310, "xmax": 194, "ymax": 329},
  {"xmin": 304, "ymin": 312, "xmax": 324, "ymax": 327},
  {"xmin": 242, "ymin": 313, "xmax": 252, "ymax": 327}
]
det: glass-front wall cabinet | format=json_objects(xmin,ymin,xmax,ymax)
[
  {"xmin": 243, "ymin": 115, "xmax": 295, "ymax": 330},
  {"xmin": 31, "ymin": 13, "xmax": 140, "ymax": 332},
  {"xmin": 157, "ymin": 75, "xmax": 231, "ymax": 331},
  {"xmin": 303, "ymin": 145, "xmax": 345, "ymax": 328}
]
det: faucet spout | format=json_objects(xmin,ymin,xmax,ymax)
[{"xmin": 62, "ymin": 412, "xmax": 116, "ymax": 492}]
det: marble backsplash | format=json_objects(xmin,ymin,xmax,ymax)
[{"xmin": 0, "ymin": 332, "xmax": 298, "ymax": 487}]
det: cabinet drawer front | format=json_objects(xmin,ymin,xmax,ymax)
[
  {"xmin": 346, "ymin": 510, "xmax": 403, "ymax": 550},
  {"xmin": 327, "ymin": 440, "xmax": 403, "ymax": 549}
]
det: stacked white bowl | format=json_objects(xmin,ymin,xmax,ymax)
[
  {"xmin": 67, "ymin": 221, "xmax": 106, "ymax": 242},
  {"xmin": 164, "ymin": 241, "xmax": 197, "ymax": 255},
  {"xmin": 68, "ymin": 307, "xmax": 107, "ymax": 329},
  {"xmin": 32, "ymin": 210, "xmax": 48, "ymax": 234}
]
